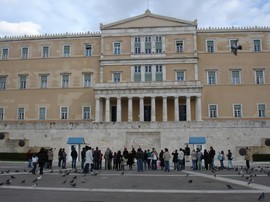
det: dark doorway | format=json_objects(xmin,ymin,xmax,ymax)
[
  {"xmin": 179, "ymin": 105, "xmax": 186, "ymax": 121},
  {"xmin": 144, "ymin": 106, "xmax": 151, "ymax": 121},
  {"xmin": 111, "ymin": 106, "xmax": 117, "ymax": 122}
]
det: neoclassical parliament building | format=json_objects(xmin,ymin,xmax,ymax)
[{"xmin": 0, "ymin": 10, "xmax": 269, "ymax": 159}]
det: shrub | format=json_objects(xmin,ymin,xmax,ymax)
[
  {"xmin": 253, "ymin": 154, "xmax": 270, "ymax": 162},
  {"xmin": 0, "ymin": 153, "xmax": 27, "ymax": 161}
]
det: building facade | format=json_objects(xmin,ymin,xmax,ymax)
[{"xmin": 0, "ymin": 10, "xmax": 269, "ymax": 159}]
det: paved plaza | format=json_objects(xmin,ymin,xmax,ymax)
[{"xmin": 0, "ymin": 161, "xmax": 269, "ymax": 202}]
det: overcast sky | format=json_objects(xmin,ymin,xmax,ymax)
[{"xmin": 0, "ymin": 0, "xmax": 270, "ymax": 37}]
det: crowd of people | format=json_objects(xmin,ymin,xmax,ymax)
[{"xmin": 26, "ymin": 145, "xmax": 252, "ymax": 175}]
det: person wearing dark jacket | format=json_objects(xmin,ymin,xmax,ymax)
[
  {"xmin": 71, "ymin": 146, "xmax": 78, "ymax": 170},
  {"xmin": 37, "ymin": 148, "xmax": 47, "ymax": 175}
]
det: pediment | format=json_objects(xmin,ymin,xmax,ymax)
[{"xmin": 100, "ymin": 10, "xmax": 197, "ymax": 30}]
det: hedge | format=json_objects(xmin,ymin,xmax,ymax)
[
  {"xmin": 0, "ymin": 153, "xmax": 27, "ymax": 161},
  {"xmin": 253, "ymin": 154, "xmax": 270, "ymax": 162}
]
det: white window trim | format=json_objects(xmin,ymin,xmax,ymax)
[
  {"xmin": 257, "ymin": 103, "xmax": 266, "ymax": 118},
  {"xmin": 38, "ymin": 106, "xmax": 47, "ymax": 120},
  {"xmin": 112, "ymin": 71, "xmax": 122, "ymax": 83},
  {"xmin": 253, "ymin": 39, "xmax": 262, "ymax": 52},
  {"xmin": 205, "ymin": 39, "xmax": 215, "ymax": 53},
  {"xmin": 1, "ymin": 48, "xmax": 9, "ymax": 60},
  {"xmin": 63, "ymin": 45, "xmax": 71, "ymax": 57},
  {"xmin": 208, "ymin": 104, "xmax": 218, "ymax": 118},
  {"xmin": 41, "ymin": 45, "xmax": 50, "ymax": 58},
  {"xmin": 0, "ymin": 107, "xmax": 5, "ymax": 120},
  {"xmin": 254, "ymin": 69, "xmax": 265, "ymax": 84},
  {"xmin": 83, "ymin": 73, "xmax": 92, "ymax": 87},
  {"xmin": 21, "ymin": 47, "xmax": 29, "ymax": 59},
  {"xmin": 85, "ymin": 44, "xmax": 93, "ymax": 56},
  {"xmin": 231, "ymin": 69, "xmax": 241, "ymax": 85},
  {"xmin": 60, "ymin": 106, "xmax": 69, "ymax": 120},
  {"xmin": 61, "ymin": 74, "xmax": 70, "ymax": 88},
  {"xmin": 175, "ymin": 70, "xmax": 186, "ymax": 81},
  {"xmin": 17, "ymin": 107, "xmax": 25, "ymax": 120},
  {"xmin": 82, "ymin": 106, "xmax": 91, "ymax": 119},
  {"xmin": 113, "ymin": 42, "xmax": 121, "ymax": 55},
  {"xmin": 229, "ymin": 39, "xmax": 239, "ymax": 51},
  {"xmin": 233, "ymin": 104, "xmax": 242, "ymax": 118},
  {"xmin": 206, "ymin": 70, "xmax": 217, "ymax": 85},
  {"xmin": 175, "ymin": 39, "xmax": 184, "ymax": 53}
]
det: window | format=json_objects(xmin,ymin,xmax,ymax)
[
  {"xmin": 233, "ymin": 104, "xmax": 242, "ymax": 118},
  {"xmin": 207, "ymin": 70, "xmax": 216, "ymax": 85},
  {"xmin": 19, "ymin": 75, "xmax": 27, "ymax": 89},
  {"xmin": 258, "ymin": 104, "xmax": 266, "ymax": 118},
  {"xmin": 60, "ymin": 106, "xmax": 68, "ymax": 119},
  {"xmin": 42, "ymin": 46, "xmax": 49, "ymax": 58},
  {"xmin": 40, "ymin": 75, "xmax": 48, "ymax": 88},
  {"xmin": 176, "ymin": 40, "xmax": 183, "ymax": 53},
  {"xmin": 145, "ymin": 36, "xmax": 152, "ymax": 54},
  {"xmin": 206, "ymin": 40, "xmax": 214, "ymax": 53},
  {"xmin": 39, "ymin": 107, "xmax": 46, "ymax": 120},
  {"xmin": 209, "ymin": 104, "xmax": 218, "ymax": 118},
  {"xmin": 83, "ymin": 106, "xmax": 91, "ymax": 119},
  {"xmin": 155, "ymin": 36, "xmax": 162, "ymax": 53},
  {"xmin": 176, "ymin": 71, "xmax": 185, "ymax": 81},
  {"xmin": 231, "ymin": 70, "xmax": 240, "ymax": 84},
  {"xmin": 1, "ymin": 48, "xmax": 8, "ymax": 60},
  {"xmin": 63, "ymin": 45, "xmax": 70, "ymax": 57},
  {"xmin": 229, "ymin": 39, "xmax": 238, "ymax": 50},
  {"xmin": 22, "ymin": 47, "xmax": 28, "ymax": 59},
  {"xmin": 17, "ymin": 108, "xmax": 25, "ymax": 120},
  {"xmin": 83, "ymin": 74, "xmax": 92, "ymax": 87},
  {"xmin": 134, "ymin": 37, "xmax": 141, "ymax": 54},
  {"xmin": 114, "ymin": 42, "xmax": 121, "ymax": 55},
  {"xmin": 85, "ymin": 44, "xmax": 92, "ymax": 56},
  {"xmin": 145, "ymin": 65, "xmax": 152, "ymax": 81},
  {"xmin": 253, "ymin": 40, "xmax": 261, "ymax": 52},
  {"xmin": 156, "ymin": 65, "xmax": 163, "ymax": 81},
  {"xmin": 0, "ymin": 76, "xmax": 6, "ymax": 90},
  {"xmin": 255, "ymin": 69, "xmax": 264, "ymax": 84},
  {"xmin": 0, "ymin": 108, "xmax": 4, "ymax": 120},
  {"xmin": 113, "ymin": 72, "xmax": 121, "ymax": 83},
  {"xmin": 62, "ymin": 74, "xmax": 70, "ymax": 88},
  {"xmin": 134, "ymin": 65, "xmax": 141, "ymax": 82}
]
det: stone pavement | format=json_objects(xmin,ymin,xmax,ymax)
[{"xmin": 0, "ymin": 161, "xmax": 270, "ymax": 202}]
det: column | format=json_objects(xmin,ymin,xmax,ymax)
[
  {"xmin": 163, "ymin": 96, "xmax": 167, "ymax": 121},
  {"xmin": 117, "ymin": 97, "xmax": 121, "ymax": 122},
  {"xmin": 196, "ymin": 96, "xmax": 202, "ymax": 121},
  {"xmin": 139, "ymin": 97, "xmax": 144, "ymax": 122},
  {"xmin": 174, "ymin": 96, "xmax": 179, "ymax": 121},
  {"xmin": 194, "ymin": 64, "xmax": 198, "ymax": 80},
  {"xmin": 152, "ymin": 65, "xmax": 156, "ymax": 81},
  {"xmin": 141, "ymin": 65, "xmax": 145, "ymax": 82},
  {"xmin": 151, "ymin": 96, "xmax": 156, "ymax": 122},
  {"xmin": 128, "ymin": 97, "xmax": 133, "ymax": 122},
  {"xmin": 95, "ymin": 97, "xmax": 100, "ymax": 122},
  {"xmin": 131, "ymin": 66, "xmax": 134, "ymax": 82},
  {"xmin": 105, "ymin": 97, "xmax": 110, "ymax": 122},
  {"xmin": 186, "ymin": 96, "xmax": 191, "ymax": 121}
]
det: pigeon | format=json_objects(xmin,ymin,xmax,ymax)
[
  {"xmin": 10, "ymin": 175, "xmax": 16, "ymax": 179},
  {"xmin": 73, "ymin": 175, "xmax": 77, "ymax": 179},
  {"xmin": 121, "ymin": 171, "xmax": 124, "ymax": 176},
  {"xmin": 32, "ymin": 178, "xmax": 38, "ymax": 183},
  {"xmin": 37, "ymin": 176, "xmax": 42, "ymax": 180},
  {"xmin": 231, "ymin": 40, "xmax": 242, "ymax": 55},
  {"xmin": 81, "ymin": 178, "xmax": 86, "ymax": 183},
  {"xmin": 258, "ymin": 192, "xmax": 265, "ymax": 200},
  {"xmin": 62, "ymin": 180, "xmax": 67, "ymax": 184},
  {"xmin": 247, "ymin": 178, "xmax": 254, "ymax": 185},
  {"xmin": 49, "ymin": 170, "xmax": 53, "ymax": 173},
  {"xmin": 0, "ymin": 182, "xmax": 4, "ymax": 186},
  {"xmin": 24, "ymin": 169, "xmax": 27, "ymax": 172},
  {"xmin": 32, "ymin": 183, "xmax": 38, "ymax": 188},
  {"xmin": 15, "ymin": 170, "xmax": 20, "ymax": 173},
  {"xmin": 214, "ymin": 174, "xmax": 216, "ymax": 178},
  {"xmin": 21, "ymin": 180, "xmax": 26, "ymax": 183},
  {"xmin": 5, "ymin": 179, "xmax": 11, "ymax": 185},
  {"xmin": 70, "ymin": 179, "xmax": 75, "ymax": 184},
  {"xmin": 226, "ymin": 184, "xmax": 233, "ymax": 189},
  {"xmin": 71, "ymin": 182, "xmax": 76, "ymax": 187},
  {"xmin": 188, "ymin": 179, "xmax": 193, "ymax": 183}
]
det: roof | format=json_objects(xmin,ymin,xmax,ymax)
[{"xmin": 100, "ymin": 9, "xmax": 197, "ymax": 30}]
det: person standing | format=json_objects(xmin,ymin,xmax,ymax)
[
  {"xmin": 196, "ymin": 148, "xmax": 203, "ymax": 170},
  {"xmin": 37, "ymin": 148, "xmax": 47, "ymax": 175},
  {"xmin": 172, "ymin": 150, "xmax": 179, "ymax": 170},
  {"xmin": 27, "ymin": 149, "xmax": 33, "ymax": 168},
  {"xmin": 184, "ymin": 145, "xmax": 191, "ymax": 162},
  {"xmin": 84, "ymin": 146, "xmax": 93, "ymax": 174},
  {"xmin": 227, "ymin": 150, "xmax": 233, "ymax": 170},
  {"xmin": 151, "ymin": 148, "xmax": 158, "ymax": 170},
  {"xmin": 71, "ymin": 146, "xmax": 78, "ymax": 170},
  {"xmin": 81, "ymin": 147, "xmax": 86, "ymax": 169},
  {"xmin": 209, "ymin": 146, "xmax": 216, "ymax": 171},
  {"xmin": 204, "ymin": 149, "xmax": 209, "ymax": 170},
  {"xmin": 61, "ymin": 148, "xmax": 67, "ymax": 169},
  {"xmin": 136, "ymin": 148, "xmax": 144, "ymax": 172},
  {"xmin": 47, "ymin": 148, "xmax": 54, "ymax": 169},
  {"xmin": 31, "ymin": 153, "xmax": 38, "ymax": 174},
  {"xmin": 178, "ymin": 148, "xmax": 185, "ymax": 171},
  {"xmin": 245, "ymin": 147, "xmax": 251, "ymax": 169},
  {"xmin": 104, "ymin": 147, "xmax": 113, "ymax": 170},
  {"xmin": 163, "ymin": 148, "xmax": 171, "ymax": 172},
  {"xmin": 191, "ymin": 149, "xmax": 197, "ymax": 170},
  {"xmin": 58, "ymin": 148, "xmax": 63, "ymax": 168},
  {"xmin": 159, "ymin": 150, "xmax": 164, "ymax": 170}
]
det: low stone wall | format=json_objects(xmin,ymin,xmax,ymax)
[{"xmin": 0, "ymin": 120, "xmax": 269, "ymax": 161}]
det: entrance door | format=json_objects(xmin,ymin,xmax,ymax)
[
  {"xmin": 179, "ymin": 105, "xmax": 186, "ymax": 121},
  {"xmin": 144, "ymin": 106, "xmax": 151, "ymax": 121},
  {"xmin": 111, "ymin": 106, "xmax": 117, "ymax": 122}
]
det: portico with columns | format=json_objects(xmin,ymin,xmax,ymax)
[{"xmin": 94, "ymin": 81, "xmax": 202, "ymax": 123}]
